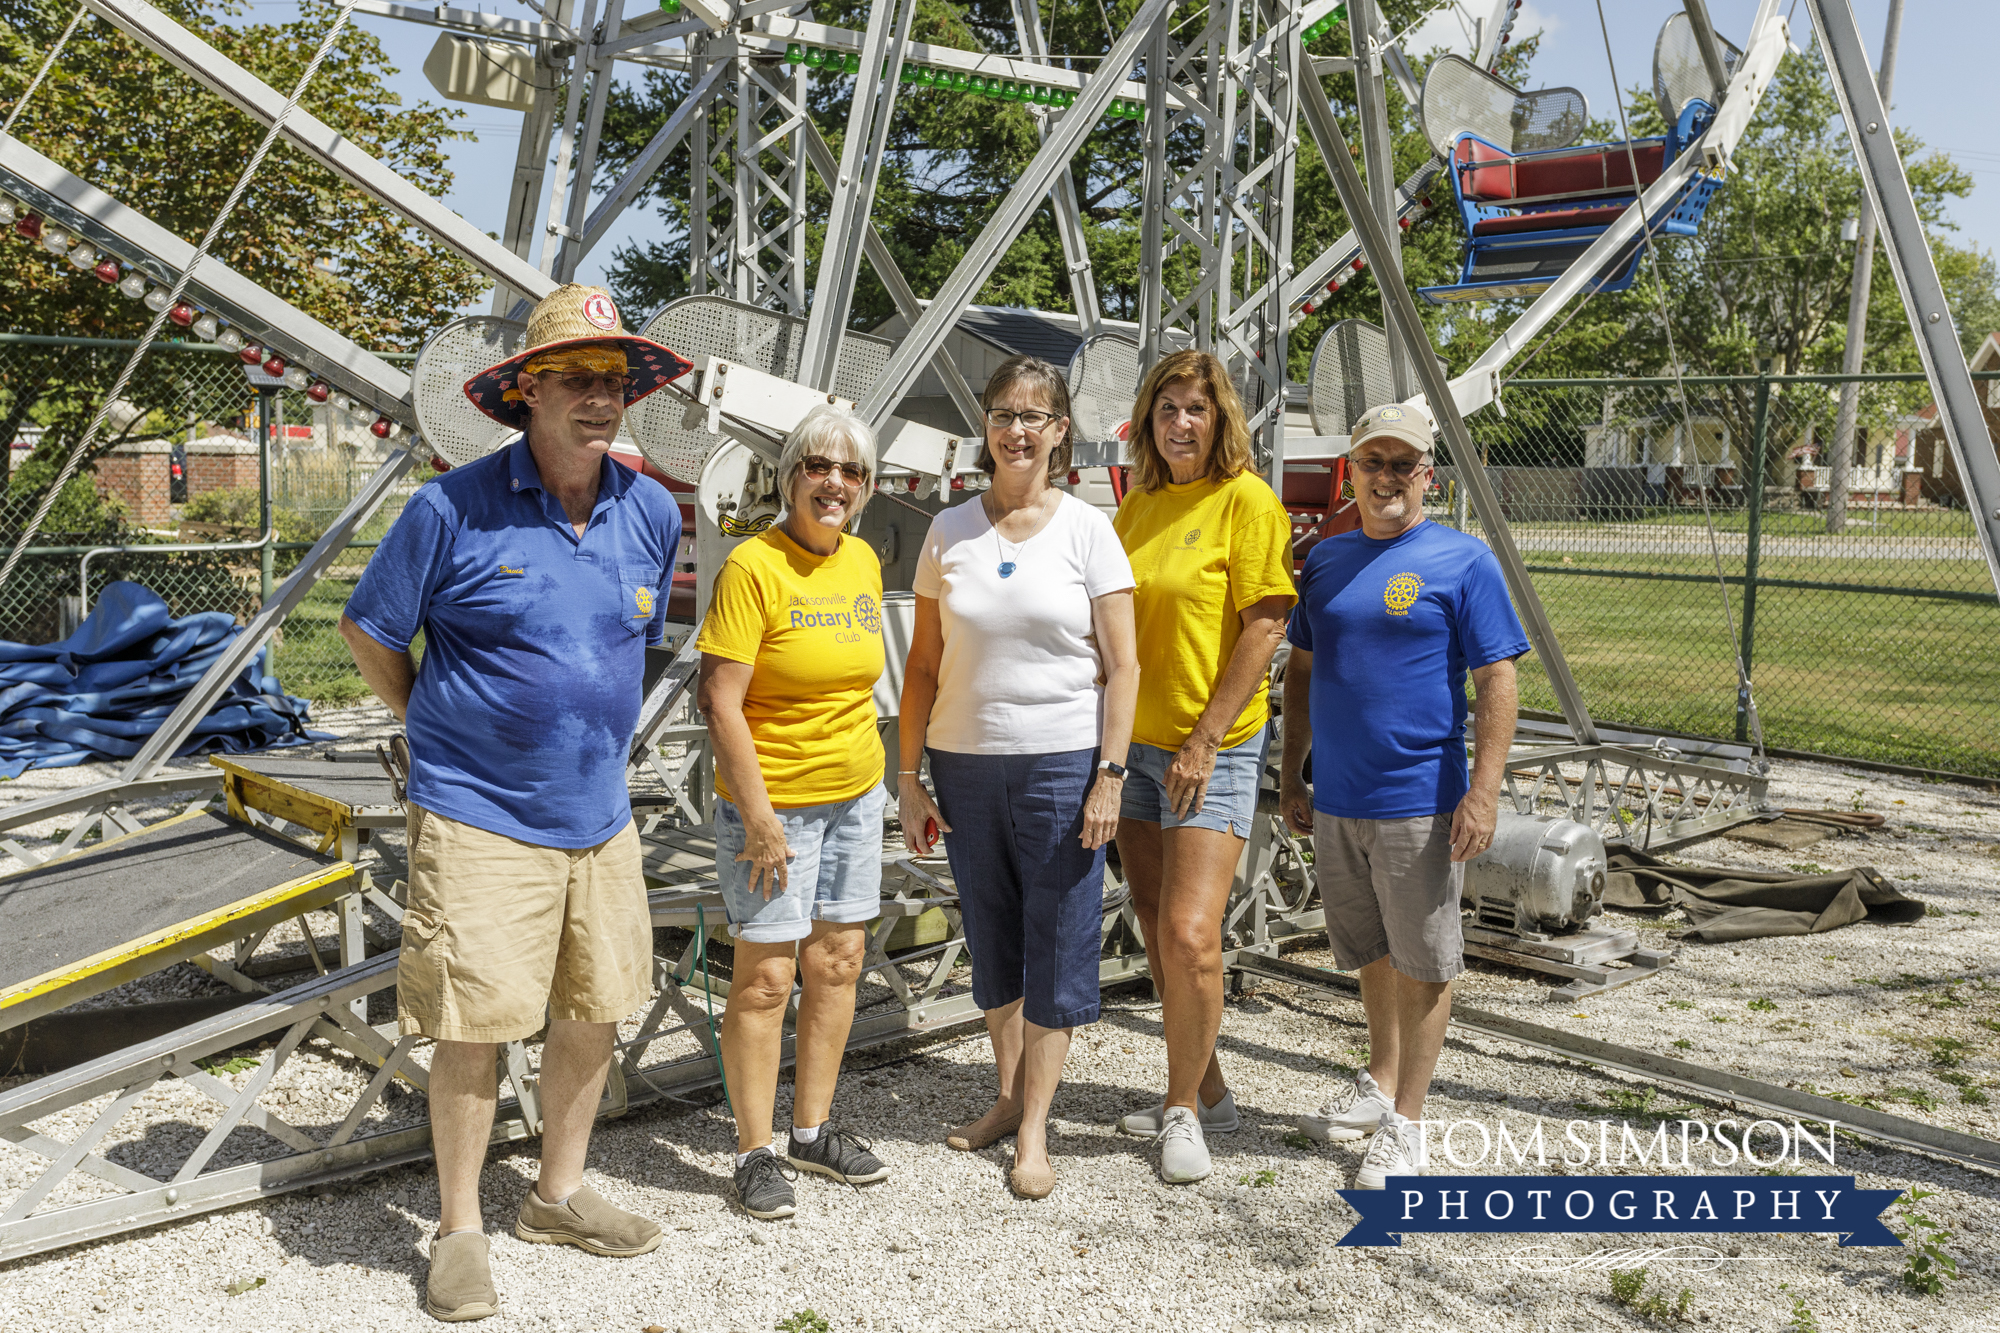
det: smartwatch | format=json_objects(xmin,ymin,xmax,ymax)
[{"xmin": 1097, "ymin": 759, "xmax": 1127, "ymax": 779}]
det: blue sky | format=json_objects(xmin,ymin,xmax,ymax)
[{"xmin": 252, "ymin": 1, "xmax": 1993, "ymax": 299}]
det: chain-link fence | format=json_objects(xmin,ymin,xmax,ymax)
[
  {"xmin": 1439, "ymin": 370, "xmax": 2000, "ymax": 778},
  {"xmin": 0, "ymin": 334, "xmax": 423, "ymax": 704}
]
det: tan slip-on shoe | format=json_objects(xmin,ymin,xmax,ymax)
[
  {"xmin": 946, "ymin": 1106, "xmax": 1023, "ymax": 1152},
  {"xmin": 514, "ymin": 1184, "xmax": 663, "ymax": 1257},
  {"xmin": 426, "ymin": 1231, "xmax": 498, "ymax": 1322},
  {"xmin": 1008, "ymin": 1153, "xmax": 1056, "ymax": 1200}
]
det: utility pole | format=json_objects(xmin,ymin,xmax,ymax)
[{"xmin": 1825, "ymin": 0, "xmax": 1904, "ymax": 534}]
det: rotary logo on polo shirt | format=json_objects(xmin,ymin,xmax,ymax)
[
  {"xmin": 1384, "ymin": 572, "xmax": 1424, "ymax": 616},
  {"xmin": 635, "ymin": 586, "xmax": 654, "ymax": 615},
  {"xmin": 852, "ymin": 593, "xmax": 882, "ymax": 635}
]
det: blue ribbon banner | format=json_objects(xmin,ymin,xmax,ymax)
[{"xmin": 1336, "ymin": 1176, "xmax": 1904, "ymax": 1247}]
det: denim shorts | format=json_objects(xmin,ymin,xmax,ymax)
[
  {"xmin": 1119, "ymin": 725, "xmax": 1271, "ymax": 837},
  {"xmin": 713, "ymin": 785, "xmax": 886, "ymax": 943}
]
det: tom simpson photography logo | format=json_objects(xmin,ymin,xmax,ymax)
[{"xmin": 1335, "ymin": 1115, "xmax": 1903, "ymax": 1249}]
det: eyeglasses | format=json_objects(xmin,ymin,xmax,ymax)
[
  {"xmin": 801, "ymin": 454, "xmax": 868, "ymax": 485},
  {"xmin": 550, "ymin": 372, "xmax": 631, "ymax": 395},
  {"xmin": 984, "ymin": 408, "xmax": 1058, "ymax": 430},
  {"xmin": 1350, "ymin": 455, "xmax": 1432, "ymax": 477}
]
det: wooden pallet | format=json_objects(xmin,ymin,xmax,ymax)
[{"xmin": 1461, "ymin": 922, "xmax": 1676, "ymax": 1002}]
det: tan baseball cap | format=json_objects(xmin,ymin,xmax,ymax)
[{"xmin": 1350, "ymin": 403, "xmax": 1435, "ymax": 457}]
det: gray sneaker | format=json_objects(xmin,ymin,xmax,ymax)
[
  {"xmin": 1118, "ymin": 1089, "xmax": 1241, "ymax": 1137},
  {"xmin": 787, "ymin": 1121, "xmax": 890, "ymax": 1185},
  {"xmin": 1297, "ymin": 1070, "xmax": 1395, "ymax": 1144},
  {"xmin": 733, "ymin": 1148, "xmax": 798, "ymax": 1219},
  {"xmin": 1353, "ymin": 1112, "xmax": 1426, "ymax": 1190},
  {"xmin": 1156, "ymin": 1105, "xmax": 1212, "ymax": 1184}
]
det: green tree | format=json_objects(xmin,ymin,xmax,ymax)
[{"xmin": 0, "ymin": 0, "xmax": 488, "ymax": 508}]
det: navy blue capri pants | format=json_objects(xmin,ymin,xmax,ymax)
[{"xmin": 926, "ymin": 747, "xmax": 1105, "ymax": 1029}]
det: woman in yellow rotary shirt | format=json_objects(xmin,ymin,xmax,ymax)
[
  {"xmin": 695, "ymin": 404, "xmax": 891, "ymax": 1221},
  {"xmin": 1112, "ymin": 350, "xmax": 1296, "ymax": 1185}
]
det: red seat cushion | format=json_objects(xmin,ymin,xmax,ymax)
[
  {"xmin": 1471, "ymin": 203, "xmax": 1633, "ymax": 236},
  {"xmin": 1457, "ymin": 136, "xmax": 1666, "ymax": 203}
]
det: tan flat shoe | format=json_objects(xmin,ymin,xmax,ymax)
[
  {"xmin": 946, "ymin": 1106, "xmax": 1023, "ymax": 1152},
  {"xmin": 1009, "ymin": 1154, "xmax": 1056, "ymax": 1200}
]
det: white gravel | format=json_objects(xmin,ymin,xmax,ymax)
[{"xmin": 1, "ymin": 713, "xmax": 1995, "ymax": 1332}]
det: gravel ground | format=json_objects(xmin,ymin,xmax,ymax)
[{"xmin": 1, "ymin": 712, "xmax": 1996, "ymax": 1333}]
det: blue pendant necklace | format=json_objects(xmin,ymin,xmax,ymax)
[{"xmin": 987, "ymin": 491, "xmax": 1043, "ymax": 579}]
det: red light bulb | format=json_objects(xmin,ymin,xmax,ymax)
[
  {"xmin": 14, "ymin": 213, "xmax": 42, "ymax": 241},
  {"xmin": 93, "ymin": 258, "xmax": 120, "ymax": 283},
  {"xmin": 306, "ymin": 382, "xmax": 330, "ymax": 403},
  {"xmin": 167, "ymin": 302, "xmax": 196, "ymax": 327},
  {"xmin": 431, "ymin": 455, "xmax": 452, "ymax": 472},
  {"xmin": 1067, "ymin": 470, "xmax": 1081, "ymax": 485},
  {"xmin": 262, "ymin": 354, "xmax": 287, "ymax": 377},
  {"xmin": 950, "ymin": 476, "xmax": 965, "ymax": 490},
  {"xmin": 238, "ymin": 343, "xmax": 264, "ymax": 365},
  {"xmin": 371, "ymin": 417, "xmax": 393, "ymax": 438}
]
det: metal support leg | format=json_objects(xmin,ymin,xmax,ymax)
[
  {"xmin": 1351, "ymin": 0, "xmax": 1409, "ymax": 399},
  {"xmin": 1013, "ymin": 0, "xmax": 1102, "ymax": 335}
]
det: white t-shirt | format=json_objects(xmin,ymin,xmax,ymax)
[{"xmin": 913, "ymin": 493, "xmax": 1136, "ymax": 755}]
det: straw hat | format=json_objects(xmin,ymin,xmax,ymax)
[{"xmin": 462, "ymin": 284, "xmax": 693, "ymax": 429}]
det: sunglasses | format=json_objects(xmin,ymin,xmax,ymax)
[
  {"xmin": 548, "ymin": 372, "xmax": 632, "ymax": 395},
  {"xmin": 801, "ymin": 454, "xmax": 868, "ymax": 485},
  {"xmin": 1351, "ymin": 455, "xmax": 1432, "ymax": 477}
]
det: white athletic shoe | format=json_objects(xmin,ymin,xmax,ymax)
[
  {"xmin": 1353, "ymin": 1111, "xmax": 1425, "ymax": 1190},
  {"xmin": 1156, "ymin": 1106, "xmax": 1213, "ymax": 1184},
  {"xmin": 1297, "ymin": 1070, "xmax": 1395, "ymax": 1143},
  {"xmin": 1117, "ymin": 1089, "xmax": 1241, "ymax": 1137}
]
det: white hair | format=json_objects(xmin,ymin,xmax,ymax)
[{"xmin": 778, "ymin": 403, "xmax": 877, "ymax": 514}]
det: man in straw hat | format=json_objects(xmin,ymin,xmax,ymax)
[
  {"xmin": 1276, "ymin": 403, "xmax": 1528, "ymax": 1191},
  {"xmin": 340, "ymin": 284, "xmax": 692, "ymax": 1321}
]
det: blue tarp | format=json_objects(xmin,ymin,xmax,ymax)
[{"xmin": 0, "ymin": 581, "xmax": 333, "ymax": 780}]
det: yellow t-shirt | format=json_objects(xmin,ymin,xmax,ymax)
[
  {"xmin": 1114, "ymin": 470, "xmax": 1297, "ymax": 750},
  {"xmin": 695, "ymin": 528, "xmax": 886, "ymax": 807}
]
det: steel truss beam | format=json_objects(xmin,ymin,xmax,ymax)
[
  {"xmin": 1804, "ymin": 0, "xmax": 2000, "ymax": 593},
  {"xmin": 856, "ymin": 0, "xmax": 1179, "ymax": 429},
  {"xmin": 1135, "ymin": 0, "xmax": 1304, "ymax": 470}
]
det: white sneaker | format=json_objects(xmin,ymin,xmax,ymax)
[
  {"xmin": 1117, "ymin": 1089, "xmax": 1241, "ymax": 1137},
  {"xmin": 1156, "ymin": 1106, "xmax": 1212, "ymax": 1184},
  {"xmin": 1297, "ymin": 1070, "xmax": 1394, "ymax": 1143},
  {"xmin": 1353, "ymin": 1112, "xmax": 1425, "ymax": 1190}
]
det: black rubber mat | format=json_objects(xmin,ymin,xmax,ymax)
[{"xmin": 0, "ymin": 810, "xmax": 347, "ymax": 994}]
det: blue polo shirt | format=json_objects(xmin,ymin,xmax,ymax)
[
  {"xmin": 344, "ymin": 437, "xmax": 681, "ymax": 847},
  {"xmin": 1287, "ymin": 520, "xmax": 1529, "ymax": 820}
]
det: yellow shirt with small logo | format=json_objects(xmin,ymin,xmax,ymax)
[
  {"xmin": 696, "ymin": 528, "xmax": 886, "ymax": 807},
  {"xmin": 1114, "ymin": 470, "xmax": 1297, "ymax": 751}
]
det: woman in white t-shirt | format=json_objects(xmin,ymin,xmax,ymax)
[{"xmin": 897, "ymin": 355, "xmax": 1140, "ymax": 1200}]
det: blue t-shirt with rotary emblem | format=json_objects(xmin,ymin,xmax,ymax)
[
  {"xmin": 344, "ymin": 436, "xmax": 680, "ymax": 847},
  {"xmin": 1287, "ymin": 519, "xmax": 1529, "ymax": 819}
]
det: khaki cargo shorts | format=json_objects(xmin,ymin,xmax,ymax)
[
  {"xmin": 1313, "ymin": 813, "xmax": 1465, "ymax": 984},
  {"xmin": 397, "ymin": 803, "xmax": 653, "ymax": 1043}
]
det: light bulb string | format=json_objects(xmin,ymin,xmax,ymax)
[
  {"xmin": 0, "ymin": 0, "xmax": 362, "ymax": 594},
  {"xmin": 0, "ymin": 4, "xmax": 90, "ymax": 138}
]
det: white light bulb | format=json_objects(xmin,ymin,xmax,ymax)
[
  {"xmin": 283, "ymin": 366, "xmax": 310, "ymax": 391},
  {"xmin": 118, "ymin": 272, "xmax": 148, "ymax": 300},
  {"xmin": 40, "ymin": 225, "xmax": 71, "ymax": 256},
  {"xmin": 0, "ymin": 195, "xmax": 15, "ymax": 226},
  {"xmin": 193, "ymin": 313, "xmax": 221, "ymax": 341},
  {"xmin": 143, "ymin": 287, "xmax": 172, "ymax": 312},
  {"xmin": 333, "ymin": 395, "xmax": 355, "ymax": 414},
  {"xmin": 66, "ymin": 242, "xmax": 98, "ymax": 271},
  {"xmin": 216, "ymin": 326, "xmax": 245, "ymax": 353}
]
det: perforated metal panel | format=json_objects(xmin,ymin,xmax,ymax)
[
  {"xmin": 1065, "ymin": 334, "xmax": 1143, "ymax": 446},
  {"xmin": 1419, "ymin": 55, "xmax": 1588, "ymax": 156},
  {"xmin": 625, "ymin": 296, "xmax": 895, "ymax": 482},
  {"xmin": 411, "ymin": 317, "xmax": 526, "ymax": 467},
  {"xmin": 1653, "ymin": 12, "xmax": 1740, "ymax": 125},
  {"xmin": 1306, "ymin": 320, "xmax": 1448, "ymax": 436}
]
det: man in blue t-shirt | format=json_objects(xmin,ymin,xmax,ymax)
[
  {"xmin": 1276, "ymin": 403, "xmax": 1529, "ymax": 1191},
  {"xmin": 340, "ymin": 285, "xmax": 688, "ymax": 1322}
]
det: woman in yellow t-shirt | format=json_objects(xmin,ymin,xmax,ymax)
[
  {"xmin": 694, "ymin": 404, "xmax": 890, "ymax": 1220},
  {"xmin": 1111, "ymin": 350, "xmax": 1296, "ymax": 1185}
]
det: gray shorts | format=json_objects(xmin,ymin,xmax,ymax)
[{"xmin": 1313, "ymin": 814, "xmax": 1465, "ymax": 983}]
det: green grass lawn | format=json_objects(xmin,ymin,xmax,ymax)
[{"xmin": 1515, "ymin": 555, "xmax": 2000, "ymax": 776}]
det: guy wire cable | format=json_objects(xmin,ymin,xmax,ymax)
[
  {"xmin": 1, "ymin": 4, "xmax": 90, "ymax": 137},
  {"xmin": 0, "ymin": 0, "xmax": 364, "ymax": 593},
  {"xmin": 1594, "ymin": 0, "xmax": 1767, "ymax": 765}
]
